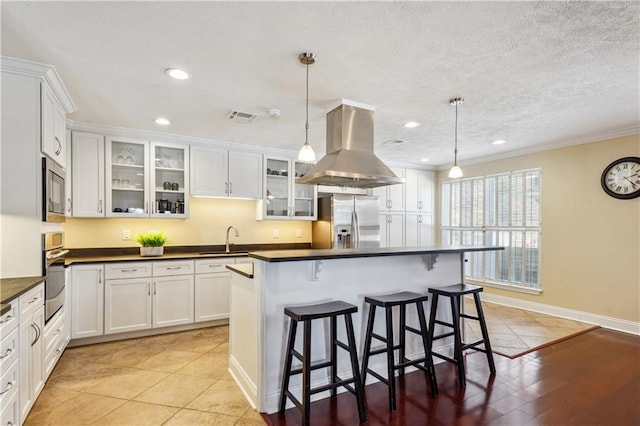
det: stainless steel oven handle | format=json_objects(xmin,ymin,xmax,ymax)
[{"xmin": 46, "ymin": 249, "xmax": 69, "ymax": 261}]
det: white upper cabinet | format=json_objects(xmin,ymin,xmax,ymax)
[
  {"xmin": 105, "ymin": 137, "xmax": 189, "ymax": 218},
  {"xmin": 190, "ymin": 146, "xmax": 262, "ymax": 199},
  {"xmin": 41, "ymin": 82, "xmax": 67, "ymax": 168},
  {"xmin": 373, "ymin": 167, "xmax": 405, "ymax": 211},
  {"xmin": 260, "ymin": 156, "xmax": 317, "ymax": 220},
  {"xmin": 405, "ymin": 169, "xmax": 435, "ymax": 212},
  {"xmin": 71, "ymin": 131, "xmax": 105, "ymax": 217}
]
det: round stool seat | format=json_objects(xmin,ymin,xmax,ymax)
[
  {"xmin": 284, "ymin": 300, "xmax": 357, "ymax": 321},
  {"xmin": 364, "ymin": 291, "xmax": 429, "ymax": 307}
]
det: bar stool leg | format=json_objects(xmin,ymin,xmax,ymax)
[
  {"xmin": 360, "ymin": 304, "xmax": 376, "ymax": 385},
  {"xmin": 426, "ymin": 293, "xmax": 439, "ymax": 359},
  {"xmin": 384, "ymin": 306, "xmax": 397, "ymax": 411},
  {"xmin": 344, "ymin": 313, "xmax": 367, "ymax": 423},
  {"xmin": 416, "ymin": 300, "xmax": 438, "ymax": 396},
  {"xmin": 450, "ymin": 295, "xmax": 466, "ymax": 387},
  {"xmin": 330, "ymin": 315, "xmax": 338, "ymax": 397},
  {"xmin": 473, "ymin": 293, "xmax": 496, "ymax": 374},
  {"xmin": 279, "ymin": 319, "xmax": 297, "ymax": 412},
  {"xmin": 399, "ymin": 304, "xmax": 407, "ymax": 377},
  {"xmin": 302, "ymin": 320, "xmax": 312, "ymax": 426}
]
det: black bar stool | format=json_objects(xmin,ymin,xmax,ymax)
[
  {"xmin": 279, "ymin": 300, "xmax": 367, "ymax": 425},
  {"xmin": 427, "ymin": 284, "xmax": 496, "ymax": 387},
  {"xmin": 360, "ymin": 291, "xmax": 438, "ymax": 412}
]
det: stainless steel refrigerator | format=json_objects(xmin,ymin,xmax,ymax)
[{"xmin": 311, "ymin": 194, "xmax": 380, "ymax": 249}]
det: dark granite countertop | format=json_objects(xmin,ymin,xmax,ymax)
[
  {"xmin": 65, "ymin": 243, "xmax": 311, "ymax": 265},
  {"xmin": 226, "ymin": 263, "xmax": 254, "ymax": 278},
  {"xmin": 248, "ymin": 245, "xmax": 504, "ymax": 262},
  {"xmin": 0, "ymin": 276, "xmax": 46, "ymax": 304}
]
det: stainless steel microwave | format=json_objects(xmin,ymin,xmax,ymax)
[{"xmin": 42, "ymin": 156, "xmax": 66, "ymax": 222}]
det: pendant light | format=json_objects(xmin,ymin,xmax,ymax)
[
  {"xmin": 448, "ymin": 97, "xmax": 464, "ymax": 179},
  {"xmin": 297, "ymin": 52, "xmax": 316, "ymax": 162}
]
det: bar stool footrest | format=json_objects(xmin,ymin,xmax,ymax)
[
  {"xmin": 366, "ymin": 369, "xmax": 389, "ymax": 385},
  {"xmin": 310, "ymin": 377, "xmax": 356, "ymax": 395},
  {"xmin": 289, "ymin": 359, "xmax": 334, "ymax": 376},
  {"xmin": 432, "ymin": 352, "xmax": 457, "ymax": 364}
]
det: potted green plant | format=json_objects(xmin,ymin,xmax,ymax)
[{"xmin": 135, "ymin": 231, "xmax": 168, "ymax": 256}]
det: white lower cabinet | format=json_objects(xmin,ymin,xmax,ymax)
[
  {"xmin": 18, "ymin": 284, "xmax": 45, "ymax": 423},
  {"xmin": 194, "ymin": 258, "xmax": 236, "ymax": 322},
  {"xmin": 379, "ymin": 212, "xmax": 405, "ymax": 248},
  {"xmin": 44, "ymin": 308, "xmax": 67, "ymax": 380},
  {"xmin": 0, "ymin": 301, "xmax": 20, "ymax": 426},
  {"xmin": 153, "ymin": 275, "xmax": 194, "ymax": 328},
  {"xmin": 104, "ymin": 260, "xmax": 194, "ymax": 335},
  {"xmin": 71, "ymin": 264, "xmax": 104, "ymax": 339},
  {"xmin": 405, "ymin": 212, "xmax": 435, "ymax": 247},
  {"xmin": 105, "ymin": 277, "xmax": 153, "ymax": 335}
]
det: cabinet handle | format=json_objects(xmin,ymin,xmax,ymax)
[
  {"xmin": 145, "ymin": 201, "xmax": 149, "ymax": 214},
  {"xmin": 208, "ymin": 264, "xmax": 222, "ymax": 268},
  {"xmin": 0, "ymin": 348, "xmax": 13, "ymax": 359},
  {"xmin": 99, "ymin": 199, "xmax": 103, "ymax": 214},
  {"xmin": 166, "ymin": 266, "xmax": 182, "ymax": 270},
  {"xmin": 0, "ymin": 314, "xmax": 13, "ymax": 324},
  {"xmin": 147, "ymin": 283, "xmax": 150, "ymax": 296},
  {"xmin": 120, "ymin": 268, "xmax": 138, "ymax": 273},
  {"xmin": 225, "ymin": 182, "xmax": 229, "ymax": 194},
  {"xmin": 53, "ymin": 329, "xmax": 61, "ymax": 336},
  {"xmin": 28, "ymin": 297, "xmax": 40, "ymax": 305},
  {"xmin": 153, "ymin": 282, "xmax": 157, "ymax": 295},
  {"xmin": 229, "ymin": 182, "xmax": 233, "ymax": 194},
  {"xmin": 389, "ymin": 215, "xmax": 393, "ymax": 224},
  {"xmin": 31, "ymin": 323, "xmax": 40, "ymax": 346},
  {"xmin": 0, "ymin": 380, "xmax": 15, "ymax": 395},
  {"xmin": 68, "ymin": 198, "xmax": 72, "ymax": 214},
  {"xmin": 418, "ymin": 215, "xmax": 423, "ymax": 224},
  {"xmin": 99, "ymin": 271, "xmax": 102, "ymax": 285},
  {"xmin": 55, "ymin": 137, "xmax": 62, "ymax": 155},
  {"xmin": 55, "ymin": 349, "xmax": 61, "ymax": 355}
]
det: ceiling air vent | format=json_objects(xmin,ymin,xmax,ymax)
[
  {"xmin": 227, "ymin": 110, "xmax": 258, "ymax": 123},
  {"xmin": 382, "ymin": 138, "xmax": 408, "ymax": 147}
]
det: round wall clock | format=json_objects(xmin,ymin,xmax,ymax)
[{"xmin": 600, "ymin": 156, "xmax": 640, "ymax": 199}]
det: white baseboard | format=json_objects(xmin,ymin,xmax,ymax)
[
  {"xmin": 479, "ymin": 293, "xmax": 640, "ymax": 336},
  {"xmin": 229, "ymin": 354, "xmax": 258, "ymax": 410}
]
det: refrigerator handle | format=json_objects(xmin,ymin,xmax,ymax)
[{"xmin": 352, "ymin": 210, "xmax": 360, "ymax": 248}]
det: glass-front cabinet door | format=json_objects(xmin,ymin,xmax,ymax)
[
  {"xmin": 106, "ymin": 137, "xmax": 149, "ymax": 217},
  {"xmin": 263, "ymin": 156, "xmax": 317, "ymax": 220},
  {"xmin": 150, "ymin": 142, "xmax": 189, "ymax": 218},
  {"xmin": 292, "ymin": 161, "xmax": 316, "ymax": 219}
]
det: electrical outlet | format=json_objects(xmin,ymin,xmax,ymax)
[
  {"xmin": 122, "ymin": 229, "xmax": 130, "ymax": 240},
  {"xmin": 296, "ymin": 229, "xmax": 302, "ymax": 238},
  {"xmin": 272, "ymin": 229, "xmax": 279, "ymax": 238}
]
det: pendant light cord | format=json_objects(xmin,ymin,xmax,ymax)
[
  {"xmin": 453, "ymin": 102, "xmax": 458, "ymax": 166},
  {"xmin": 305, "ymin": 61, "xmax": 309, "ymax": 144}
]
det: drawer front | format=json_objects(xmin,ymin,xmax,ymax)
[
  {"xmin": 153, "ymin": 260, "xmax": 194, "ymax": 277},
  {"xmin": 19, "ymin": 284, "xmax": 44, "ymax": 320},
  {"xmin": 0, "ymin": 327, "xmax": 18, "ymax": 375},
  {"xmin": 45, "ymin": 309, "xmax": 65, "ymax": 355},
  {"xmin": 0, "ymin": 302, "xmax": 18, "ymax": 338},
  {"xmin": 0, "ymin": 380, "xmax": 19, "ymax": 426},
  {"xmin": 0, "ymin": 359, "xmax": 18, "ymax": 410},
  {"xmin": 105, "ymin": 262, "xmax": 152, "ymax": 280},
  {"xmin": 195, "ymin": 258, "xmax": 235, "ymax": 274},
  {"xmin": 45, "ymin": 336, "xmax": 66, "ymax": 379}
]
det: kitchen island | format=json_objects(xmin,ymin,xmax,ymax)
[{"xmin": 227, "ymin": 245, "xmax": 503, "ymax": 414}]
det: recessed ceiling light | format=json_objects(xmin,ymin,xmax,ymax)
[
  {"xmin": 404, "ymin": 121, "xmax": 421, "ymax": 128},
  {"xmin": 492, "ymin": 139, "xmax": 506, "ymax": 145},
  {"xmin": 165, "ymin": 68, "xmax": 191, "ymax": 80},
  {"xmin": 154, "ymin": 117, "xmax": 171, "ymax": 126},
  {"xmin": 420, "ymin": 158, "xmax": 430, "ymax": 162}
]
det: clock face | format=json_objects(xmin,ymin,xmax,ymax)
[{"xmin": 601, "ymin": 157, "xmax": 640, "ymax": 200}]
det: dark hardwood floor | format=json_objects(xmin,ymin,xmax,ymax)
[{"xmin": 265, "ymin": 328, "xmax": 640, "ymax": 425}]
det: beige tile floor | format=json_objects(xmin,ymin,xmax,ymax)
[
  {"xmin": 26, "ymin": 326, "xmax": 265, "ymax": 426},
  {"xmin": 464, "ymin": 298, "xmax": 599, "ymax": 358}
]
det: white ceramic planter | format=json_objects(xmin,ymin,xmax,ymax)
[{"xmin": 140, "ymin": 246, "xmax": 164, "ymax": 257}]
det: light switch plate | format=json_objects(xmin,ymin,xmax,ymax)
[{"xmin": 122, "ymin": 229, "xmax": 131, "ymax": 240}]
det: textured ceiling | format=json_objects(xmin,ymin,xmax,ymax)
[{"xmin": 2, "ymin": 1, "xmax": 639, "ymax": 167}]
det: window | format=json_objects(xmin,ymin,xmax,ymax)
[{"xmin": 441, "ymin": 169, "xmax": 542, "ymax": 291}]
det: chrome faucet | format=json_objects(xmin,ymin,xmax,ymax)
[{"xmin": 225, "ymin": 225, "xmax": 239, "ymax": 253}]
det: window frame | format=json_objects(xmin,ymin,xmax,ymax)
[{"xmin": 440, "ymin": 168, "xmax": 542, "ymax": 294}]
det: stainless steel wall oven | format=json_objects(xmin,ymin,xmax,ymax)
[
  {"xmin": 43, "ymin": 232, "xmax": 68, "ymax": 323},
  {"xmin": 42, "ymin": 156, "xmax": 66, "ymax": 223}
]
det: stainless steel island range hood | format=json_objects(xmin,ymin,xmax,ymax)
[{"xmin": 295, "ymin": 103, "xmax": 404, "ymax": 188}]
